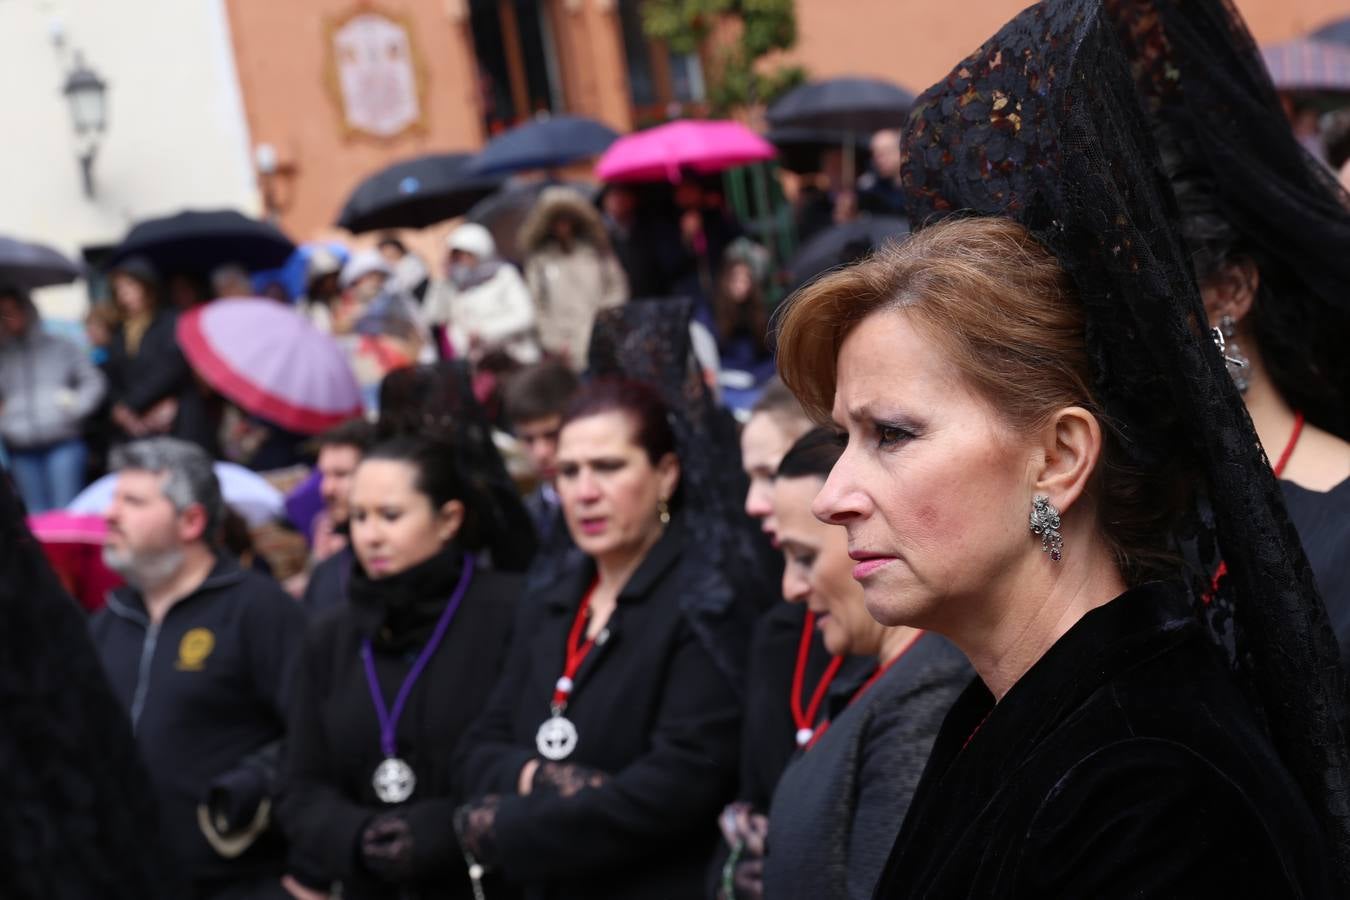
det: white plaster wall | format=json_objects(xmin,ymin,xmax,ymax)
[{"xmin": 0, "ymin": 0, "xmax": 259, "ymax": 320}]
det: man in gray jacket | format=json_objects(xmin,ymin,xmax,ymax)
[{"xmin": 0, "ymin": 288, "xmax": 106, "ymax": 511}]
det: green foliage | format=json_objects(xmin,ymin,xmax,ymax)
[{"xmin": 640, "ymin": 0, "xmax": 804, "ymax": 114}]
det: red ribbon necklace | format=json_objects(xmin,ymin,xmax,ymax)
[
  {"xmin": 791, "ymin": 611, "xmax": 844, "ymax": 747},
  {"xmin": 1204, "ymin": 411, "xmax": 1305, "ymax": 604},
  {"xmin": 805, "ymin": 629, "xmax": 926, "ymax": 750},
  {"xmin": 535, "ymin": 579, "xmax": 606, "ymax": 761},
  {"xmin": 552, "ymin": 579, "xmax": 602, "ymax": 714}
]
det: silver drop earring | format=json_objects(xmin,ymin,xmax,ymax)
[
  {"xmin": 1215, "ymin": 314, "xmax": 1251, "ymax": 394},
  {"xmin": 1029, "ymin": 495, "xmax": 1063, "ymax": 561}
]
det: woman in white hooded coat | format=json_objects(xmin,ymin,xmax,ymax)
[
  {"xmin": 518, "ymin": 186, "xmax": 628, "ymax": 371},
  {"xmin": 425, "ymin": 224, "xmax": 541, "ymax": 366}
]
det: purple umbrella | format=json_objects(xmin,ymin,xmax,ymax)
[
  {"xmin": 1262, "ymin": 37, "xmax": 1350, "ymax": 95},
  {"xmin": 177, "ymin": 298, "xmax": 363, "ymax": 435}
]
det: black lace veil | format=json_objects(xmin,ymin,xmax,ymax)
[
  {"xmin": 376, "ymin": 362, "xmax": 538, "ymax": 572},
  {"xmin": 1113, "ymin": 0, "xmax": 1350, "ymax": 441},
  {"xmin": 587, "ymin": 298, "xmax": 772, "ymax": 691},
  {"xmin": 900, "ymin": 0, "xmax": 1350, "ymax": 882},
  {"xmin": 0, "ymin": 475, "xmax": 162, "ymax": 897}
]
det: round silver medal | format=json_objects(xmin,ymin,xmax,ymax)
[
  {"xmin": 373, "ymin": 757, "xmax": 416, "ymax": 804},
  {"xmin": 795, "ymin": 727, "xmax": 815, "ymax": 747},
  {"xmin": 535, "ymin": 715, "xmax": 579, "ymax": 760}
]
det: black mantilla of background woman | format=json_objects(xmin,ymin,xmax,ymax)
[
  {"xmin": 277, "ymin": 364, "xmax": 534, "ymax": 900},
  {"xmin": 772, "ymin": 0, "xmax": 1350, "ymax": 895},
  {"xmin": 1128, "ymin": 0, "xmax": 1350, "ymax": 665}
]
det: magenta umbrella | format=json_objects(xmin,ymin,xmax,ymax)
[
  {"xmin": 177, "ymin": 298, "xmax": 363, "ymax": 435},
  {"xmin": 595, "ymin": 120, "xmax": 776, "ymax": 183}
]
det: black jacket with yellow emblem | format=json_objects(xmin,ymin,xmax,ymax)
[{"xmin": 90, "ymin": 556, "xmax": 306, "ymax": 892}]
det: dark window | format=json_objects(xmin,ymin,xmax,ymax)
[
  {"xmin": 617, "ymin": 0, "xmax": 706, "ymax": 120},
  {"xmin": 469, "ymin": 0, "xmax": 564, "ymax": 135}
]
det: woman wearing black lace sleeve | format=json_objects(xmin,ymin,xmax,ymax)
[{"xmin": 454, "ymin": 378, "xmax": 746, "ymax": 900}]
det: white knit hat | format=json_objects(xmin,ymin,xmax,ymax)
[{"xmin": 446, "ymin": 222, "xmax": 496, "ymax": 260}]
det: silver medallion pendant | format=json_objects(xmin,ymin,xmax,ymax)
[
  {"xmin": 796, "ymin": 727, "xmax": 815, "ymax": 747},
  {"xmin": 373, "ymin": 756, "xmax": 416, "ymax": 804},
  {"xmin": 535, "ymin": 715, "xmax": 579, "ymax": 760}
]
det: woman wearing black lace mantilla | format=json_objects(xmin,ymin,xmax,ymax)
[
  {"xmin": 1119, "ymin": 0, "xmax": 1350, "ymax": 666},
  {"xmin": 771, "ymin": 0, "xmax": 1350, "ymax": 895}
]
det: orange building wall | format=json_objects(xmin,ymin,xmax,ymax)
[
  {"xmin": 225, "ymin": 0, "xmax": 1350, "ymax": 243},
  {"xmin": 789, "ymin": 0, "xmax": 1350, "ymax": 94},
  {"xmin": 224, "ymin": 0, "xmax": 487, "ymax": 241}
]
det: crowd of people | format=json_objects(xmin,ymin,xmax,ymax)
[{"xmin": 2, "ymin": 0, "xmax": 1350, "ymax": 898}]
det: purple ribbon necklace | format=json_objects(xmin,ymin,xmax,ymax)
[{"xmin": 363, "ymin": 553, "xmax": 475, "ymax": 804}]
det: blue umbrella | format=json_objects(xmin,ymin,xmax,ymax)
[
  {"xmin": 469, "ymin": 115, "xmax": 619, "ymax": 175},
  {"xmin": 0, "ymin": 235, "xmax": 83, "ymax": 290},
  {"xmin": 1311, "ymin": 18, "xmax": 1350, "ymax": 48},
  {"xmin": 337, "ymin": 153, "xmax": 504, "ymax": 233},
  {"xmin": 253, "ymin": 242, "xmax": 351, "ymax": 301}
]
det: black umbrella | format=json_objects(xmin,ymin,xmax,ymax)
[
  {"xmin": 1312, "ymin": 18, "xmax": 1350, "ymax": 47},
  {"xmin": 766, "ymin": 126, "xmax": 870, "ymax": 174},
  {"xmin": 469, "ymin": 115, "xmax": 620, "ymax": 176},
  {"xmin": 337, "ymin": 153, "xmax": 504, "ymax": 233},
  {"xmin": 767, "ymin": 77, "xmax": 915, "ymax": 133},
  {"xmin": 0, "ymin": 235, "xmax": 83, "ymax": 290},
  {"xmin": 465, "ymin": 179, "xmax": 598, "ymax": 264},
  {"xmin": 787, "ymin": 215, "xmax": 909, "ymax": 289},
  {"xmin": 105, "ymin": 210, "xmax": 295, "ymax": 274}
]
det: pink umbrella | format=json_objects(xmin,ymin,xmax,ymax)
[
  {"xmin": 596, "ymin": 120, "xmax": 776, "ymax": 183},
  {"xmin": 27, "ymin": 512, "xmax": 120, "ymax": 613},
  {"xmin": 178, "ymin": 298, "xmax": 363, "ymax": 435}
]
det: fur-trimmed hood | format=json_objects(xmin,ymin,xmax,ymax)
[{"xmin": 518, "ymin": 186, "xmax": 611, "ymax": 255}]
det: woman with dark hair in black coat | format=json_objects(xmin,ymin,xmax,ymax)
[
  {"xmin": 761, "ymin": 430, "xmax": 969, "ymax": 900},
  {"xmin": 453, "ymin": 378, "xmax": 746, "ymax": 900},
  {"xmin": 279, "ymin": 436, "xmax": 522, "ymax": 900},
  {"xmin": 104, "ymin": 256, "xmax": 216, "ymax": 453}
]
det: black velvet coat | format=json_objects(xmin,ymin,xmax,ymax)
[
  {"xmin": 105, "ymin": 310, "xmax": 216, "ymax": 452},
  {"xmin": 280, "ymin": 555, "xmax": 521, "ymax": 899},
  {"xmin": 0, "ymin": 475, "xmax": 162, "ymax": 899},
  {"xmin": 873, "ymin": 581, "xmax": 1332, "ymax": 898},
  {"xmin": 456, "ymin": 522, "xmax": 746, "ymax": 899}
]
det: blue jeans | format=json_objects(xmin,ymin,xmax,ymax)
[{"xmin": 7, "ymin": 439, "xmax": 88, "ymax": 513}]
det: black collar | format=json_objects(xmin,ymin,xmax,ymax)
[
  {"xmin": 106, "ymin": 554, "xmax": 246, "ymax": 623},
  {"xmin": 541, "ymin": 518, "xmax": 687, "ymax": 612},
  {"xmin": 923, "ymin": 580, "xmax": 1199, "ymax": 802}
]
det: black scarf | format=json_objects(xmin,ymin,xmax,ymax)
[{"xmin": 348, "ymin": 547, "xmax": 466, "ymax": 653}]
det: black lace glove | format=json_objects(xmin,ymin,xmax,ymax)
[
  {"xmin": 360, "ymin": 813, "xmax": 415, "ymax": 882},
  {"xmin": 453, "ymin": 795, "xmax": 501, "ymax": 869},
  {"xmin": 530, "ymin": 761, "xmax": 610, "ymax": 798}
]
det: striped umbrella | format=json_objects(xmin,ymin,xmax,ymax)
[{"xmin": 177, "ymin": 298, "xmax": 363, "ymax": 435}]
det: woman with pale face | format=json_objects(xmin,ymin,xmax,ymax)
[
  {"xmin": 455, "ymin": 378, "xmax": 745, "ymax": 899},
  {"xmin": 774, "ymin": 216, "xmax": 1331, "ymax": 897},
  {"xmin": 279, "ymin": 436, "xmax": 523, "ymax": 900},
  {"xmin": 760, "ymin": 428, "xmax": 969, "ymax": 900}
]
